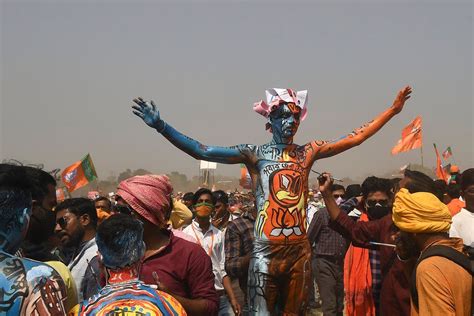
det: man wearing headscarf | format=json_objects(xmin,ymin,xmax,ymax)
[
  {"xmin": 393, "ymin": 188, "xmax": 471, "ymax": 316},
  {"xmin": 116, "ymin": 174, "xmax": 218, "ymax": 316}
]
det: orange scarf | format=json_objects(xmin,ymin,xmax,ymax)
[{"xmin": 343, "ymin": 213, "xmax": 375, "ymax": 316}]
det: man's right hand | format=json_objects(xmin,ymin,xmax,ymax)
[
  {"xmin": 318, "ymin": 172, "xmax": 334, "ymax": 196},
  {"xmin": 132, "ymin": 97, "xmax": 165, "ymax": 131}
]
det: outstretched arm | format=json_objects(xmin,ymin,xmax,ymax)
[
  {"xmin": 311, "ymin": 86, "xmax": 412, "ymax": 161},
  {"xmin": 132, "ymin": 97, "xmax": 251, "ymax": 164}
]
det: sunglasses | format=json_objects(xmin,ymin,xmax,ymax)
[
  {"xmin": 332, "ymin": 194, "xmax": 345, "ymax": 199},
  {"xmin": 56, "ymin": 216, "xmax": 69, "ymax": 229},
  {"xmin": 365, "ymin": 199, "xmax": 389, "ymax": 207}
]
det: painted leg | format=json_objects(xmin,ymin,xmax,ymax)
[{"xmin": 282, "ymin": 241, "xmax": 311, "ymax": 315}]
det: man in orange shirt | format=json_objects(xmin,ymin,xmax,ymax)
[{"xmin": 393, "ymin": 188, "xmax": 471, "ymax": 316}]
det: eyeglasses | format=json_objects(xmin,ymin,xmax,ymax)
[
  {"xmin": 56, "ymin": 216, "xmax": 69, "ymax": 229},
  {"xmin": 365, "ymin": 199, "xmax": 389, "ymax": 208},
  {"xmin": 332, "ymin": 194, "xmax": 345, "ymax": 199}
]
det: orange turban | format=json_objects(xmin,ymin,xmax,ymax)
[{"xmin": 392, "ymin": 188, "xmax": 451, "ymax": 233}]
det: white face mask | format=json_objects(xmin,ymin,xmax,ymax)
[{"xmin": 335, "ymin": 197, "xmax": 344, "ymax": 205}]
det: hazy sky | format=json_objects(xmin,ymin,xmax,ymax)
[{"xmin": 1, "ymin": 0, "xmax": 472, "ymax": 182}]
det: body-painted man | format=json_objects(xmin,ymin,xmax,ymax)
[
  {"xmin": 132, "ymin": 86, "xmax": 412, "ymax": 315},
  {"xmin": 0, "ymin": 164, "xmax": 67, "ymax": 315}
]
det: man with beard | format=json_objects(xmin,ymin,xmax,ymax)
[
  {"xmin": 54, "ymin": 198, "xmax": 100, "ymax": 301},
  {"xmin": 19, "ymin": 167, "xmax": 78, "ymax": 311},
  {"xmin": 393, "ymin": 185, "xmax": 471, "ymax": 315},
  {"xmin": 132, "ymin": 86, "xmax": 412, "ymax": 314},
  {"xmin": 116, "ymin": 174, "xmax": 219, "ymax": 315},
  {"xmin": 0, "ymin": 164, "xmax": 68, "ymax": 315}
]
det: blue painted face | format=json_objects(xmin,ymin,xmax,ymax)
[
  {"xmin": 270, "ymin": 103, "xmax": 302, "ymax": 140},
  {"xmin": 0, "ymin": 190, "xmax": 32, "ymax": 254}
]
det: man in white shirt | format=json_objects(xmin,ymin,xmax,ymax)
[
  {"xmin": 184, "ymin": 188, "xmax": 241, "ymax": 315},
  {"xmin": 450, "ymin": 168, "xmax": 474, "ymax": 253}
]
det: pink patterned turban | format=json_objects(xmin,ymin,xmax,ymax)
[
  {"xmin": 116, "ymin": 175, "xmax": 173, "ymax": 227},
  {"xmin": 253, "ymin": 88, "xmax": 308, "ymax": 130}
]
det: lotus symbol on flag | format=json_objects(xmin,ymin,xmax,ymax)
[{"xmin": 65, "ymin": 169, "xmax": 77, "ymax": 184}]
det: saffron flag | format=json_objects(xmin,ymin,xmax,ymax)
[
  {"xmin": 443, "ymin": 163, "xmax": 452, "ymax": 175},
  {"xmin": 239, "ymin": 164, "xmax": 252, "ymax": 189},
  {"xmin": 433, "ymin": 144, "xmax": 447, "ymax": 182},
  {"xmin": 56, "ymin": 187, "xmax": 68, "ymax": 202},
  {"xmin": 61, "ymin": 154, "xmax": 98, "ymax": 192},
  {"xmin": 442, "ymin": 147, "xmax": 453, "ymax": 159},
  {"xmin": 391, "ymin": 116, "xmax": 423, "ymax": 155}
]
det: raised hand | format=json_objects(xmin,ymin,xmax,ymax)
[
  {"xmin": 318, "ymin": 172, "xmax": 334, "ymax": 195},
  {"xmin": 391, "ymin": 86, "xmax": 412, "ymax": 114},
  {"xmin": 132, "ymin": 97, "xmax": 164, "ymax": 130}
]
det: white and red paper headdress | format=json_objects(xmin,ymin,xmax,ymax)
[{"xmin": 253, "ymin": 88, "xmax": 308, "ymax": 130}]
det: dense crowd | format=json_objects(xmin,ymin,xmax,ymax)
[
  {"xmin": 0, "ymin": 163, "xmax": 472, "ymax": 315},
  {"xmin": 1, "ymin": 86, "xmax": 473, "ymax": 316}
]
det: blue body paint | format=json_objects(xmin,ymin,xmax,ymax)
[
  {"xmin": 0, "ymin": 190, "xmax": 67, "ymax": 315},
  {"xmin": 133, "ymin": 89, "xmax": 404, "ymax": 314}
]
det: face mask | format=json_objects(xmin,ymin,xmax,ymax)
[
  {"xmin": 366, "ymin": 205, "xmax": 391, "ymax": 220},
  {"xmin": 194, "ymin": 202, "xmax": 214, "ymax": 217},
  {"xmin": 335, "ymin": 197, "xmax": 344, "ymax": 205}
]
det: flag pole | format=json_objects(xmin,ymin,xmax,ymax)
[
  {"xmin": 420, "ymin": 145, "xmax": 424, "ymax": 167},
  {"xmin": 451, "ymin": 148, "xmax": 457, "ymax": 165}
]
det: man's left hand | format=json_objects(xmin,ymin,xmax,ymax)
[
  {"xmin": 391, "ymin": 86, "xmax": 412, "ymax": 114},
  {"xmin": 230, "ymin": 298, "xmax": 242, "ymax": 316}
]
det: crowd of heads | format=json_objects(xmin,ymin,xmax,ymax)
[{"xmin": 1, "ymin": 161, "xmax": 473, "ymax": 315}]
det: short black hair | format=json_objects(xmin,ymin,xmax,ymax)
[
  {"xmin": 433, "ymin": 179, "xmax": 448, "ymax": 200},
  {"xmin": 390, "ymin": 178, "xmax": 402, "ymax": 192},
  {"xmin": 183, "ymin": 192, "xmax": 194, "ymax": 202},
  {"xmin": 0, "ymin": 164, "xmax": 32, "ymax": 193},
  {"xmin": 361, "ymin": 176, "xmax": 393, "ymax": 199},
  {"xmin": 193, "ymin": 188, "xmax": 216, "ymax": 205},
  {"xmin": 404, "ymin": 169, "xmax": 439, "ymax": 198},
  {"xmin": 461, "ymin": 168, "xmax": 474, "ymax": 191},
  {"xmin": 55, "ymin": 198, "xmax": 98, "ymax": 228},
  {"xmin": 446, "ymin": 183, "xmax": 461, "ymax": 199},
  {"xmin": 330, "ymin": 184, "xmax": 345, "ymax": 192},
  {"xmin": 96, "ymin": 214, "xmax": 145, "ymax": 269},
  {"xmin": 23, "ymin": 166, "xmax": 56, "ymax": 203},
  {"xmin": 212, "ymin": 190, "xmax": 229, "ymax": 205},
  {"xmin": 94, "ymin": 196, "xmax": 112, "ymax": 208},
  {"xmin": 460, "ymin": 168, "xmax": 474, "ymax": 191},
  {"xmin": 345, "ymin": 184, "xmax": 362, "ymax": 199}
]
